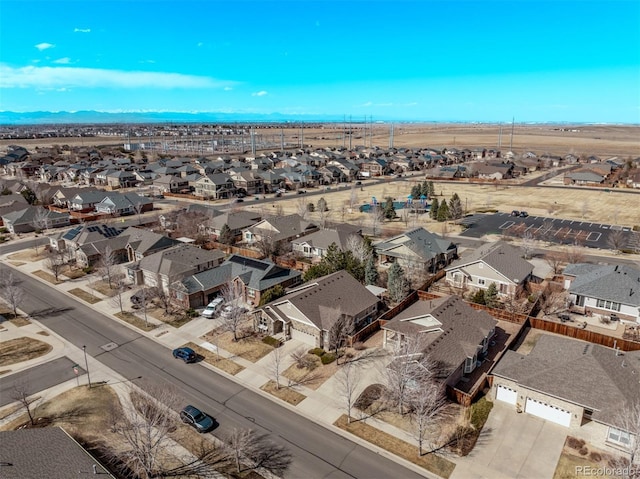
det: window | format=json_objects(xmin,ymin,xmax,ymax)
[
  {"xmin": 478, "ymin": 278, "xmax": 486, "ymax": 286},
  {"xmin": 464, "ymin": 356, "xmax": 476, "ymax": 374},
  {"xmin": 608, "ymin": 427, "xmax": 631, "ymax": 446},
  {"xmin": 258, "ymin": 316, "xmax": 268, "ymax": 331},
  {"xmin": 597, "ymin": 299, "xmax": 622, "ymax": 312}
]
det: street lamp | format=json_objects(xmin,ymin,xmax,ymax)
[{"xmin": 82, "ymin": 345, "xmax": 92, "ymax": 389}]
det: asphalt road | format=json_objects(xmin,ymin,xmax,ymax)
[
  {"xmin": 0, "ymin": 356, "xmax": 84, "ymax": 407},
  {"xmin": 0, "ymin": 263, "xmax": 426, "ymax": 479}
]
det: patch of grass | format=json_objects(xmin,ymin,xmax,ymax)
[
  {"xmin": 8, "ymin": 261, "xmax": 26, "ymax": 267},
  {"xmin": 334, "ymin": 414, "xmax": 456, "ymax": 479},
  {"xmin": 32, "ymin": 270, "xmax": 63, "ymax": 285},
  {"xmin": 0, "ymin": 337, "xmax": 52, "ymax": 366},
  {"xmin": 0, "ymin": 369, "xmax": 11, "ymax": 375},
  {"xmin": 553, "ymin": 452, "xmax": 600, "ymax": 479},
  {"xmin": 8, "ymin": 250, "xmax": 44, "ymax": 262},
  {"xmin": 114, "ymin": 311, "xmax": 157, "ymax": 332},
  {"xmin": 36, "ymin": 331, "xmax": 50, "ymax": 336},
  {"xmin": 184, "ymin": 342, "xmax": 245, "ymax": 375},
  {"xmin": 63, "ymin": 268, "xmax": 87, "ymax": 280},
  {"xmin": 262, "ymin": 336, "xmax": 282, "ymax": 348},
  {"xmin": 88, "ymin": 280, "xmax": 117, "ymax": 297},
  {"xmin": 207, "ymin": 330, "xmax": 274, "ymax": 363},
  {"xmin": 261, "ymin": 380, "xmax": 306, "ymax": 406},
  {"xmin": 0, "ymin": 403, "xmax": 22, "ymax": 420},
  {"xmin": 469, "ymin": 396, "xmax": 493, "ymax": 430},
  {"xmin": 1, "ymin": 384, "xmax": 120, "ymax": 433},
  {"xmin": 9, "ymin": 316, "xmax": 31, "ymax": 327},
  {"xmin": 68, "ymin": 288, "xmax": 102, "ymax": 304}
]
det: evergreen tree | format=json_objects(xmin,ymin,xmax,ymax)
[
  {"xmin": 21, "ymin": 187, "xmax": 37, "ymax": 205},
  {"xmin": 317, "ymin": 197, "xmax": 328, "ymax": 212},
  {"xmin": 365, "ymin": 255, "xmax": 378, "ymax": 285},
  {"xmin": 470, "ymin": 289, "xmax": 486, "ymax": 305},
  {"xmin": 387, "ymin": 262, "xmax": 410, "ymax": 302},
  {"xmin": 484, "ymin": 283, "xmax": 499, "ymax": 308},
  {"xmin": 410, "ymin": 185, "xmax": 421, "ymax": 198},
  {"xmin": 420, "ymin": 181, "xmax": 430, "ymax": 197},
  {"xmin": 448, "ymin": 193, "xmax": 463, "ymax": 220},
  {"xmin": 383, "ymin": 197, "xmax": 396, "ymax": 220},
  {"xmin": 428, "ymin": 181, "xmax": 435, "ymax": 198},
  {"xmin": 430, "ymin": 198, "xmax": 439, "ymax": 220},
  {"xmin": 219, "ymin": 223, "xmax": 235, "ymax": 245},
  {"xmin": 258, "ymin": 285, "xmax": 285, "ymax": 306},
  {"xmin": 436, "ymin": 200, "xmax": 450, "ymax": 222}
]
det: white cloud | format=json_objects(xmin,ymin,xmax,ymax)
[
  {"xmin": 74, "ymin": 28, "xmax": 91, "ymax": 33},
  {"xmin": 224, "ymin": 86, "xmax": 233, "ymax": 91},
  {"xmin": 35, "ymin": 43, "xmax": 55, "ymax": 51},
  {"xmin": 251, "ymin": 90, "xmax": 268, "ymax": 97},
  {"xmin": 0, "ymin": 64, "xmax": 235, "ymax": 89},
  {"xmin": 53, "ymin": 57, "xmax": 72, "ymax": 64}
]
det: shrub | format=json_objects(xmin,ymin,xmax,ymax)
[
  {"xmin": 82, "ymin": 266, "xmax": 94, "ymax": 274},
  {"xmin": 0, "ymin": 227, "xmax": 7, "ymax": 234},
  {"xmin": 354, "ymin": 384, "xmax": 385, "ymax": 410},
  {"xmin": 262, "ymin": 336, "xmax": 282, "ymax": 348},
  {"xmin": 579, "ymin": 447, "xmax": 589, "ymax": 456},
  {"xmin": 320, "ymin": 352, "xmax": 336, "ymax": 364},
  {"xmin": 308, "ymin": 348, "xmax": 325, "ymax": 357},
  {"xmin": 469, "ymin": 396, "xmax": 493, "ymax": 430},
  {"xmin": 633, "ymin": 225, "xmax": 639, "ymax": 232},
  {"xmin": 589, "ymin": 451, "xmax": 602, "ymax": 462},
  {"xmin": 567, "ymin": 437, "xmax": 586, "ymax": 450},
  {"xmin": 185, "ymin": 308, "xmax": 198, "ymax": 318}
]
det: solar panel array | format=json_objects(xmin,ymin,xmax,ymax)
[{"xmin": 228, "ymin": 255, "xmax": 269, "ymax": 271}]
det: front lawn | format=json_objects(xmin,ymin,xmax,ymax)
[
  {"xmin": 261, "ymin": 380, "xmax": 306, "ymax": 406},
  {"xmin": 203, "ymin": 329, "xmax": 274, "ymax": 363},
  {"xmin": 0, "ymin": 337, "xmax": 52, "ymax": 366},
  {"xmin": 114, "ymin": 311, "xmax": 157, "ymax": 332},
  {"xmin": 183, "ymin": 342, "xmax": 245, "ymax": 375},
  {"xmin": 68, "ymin": 288, "xmax": 102, "ymax": 304}
]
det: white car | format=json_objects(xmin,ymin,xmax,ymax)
[{"xmin": 202, "ymin": 298, "xmax": 224, "ymax": 318}]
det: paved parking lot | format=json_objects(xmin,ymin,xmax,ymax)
[{"xmin": 460, "ymin": 212, "xmax": 636, "ymax": 250}]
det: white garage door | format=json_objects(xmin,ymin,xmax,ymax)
[
  {"xmin": 290, "ymin": 327, "xmax": 317, "ymax": 347},
  {"xmin": 525, "ymin": 398, "xmax": 571, "ymax": 427},
  {"xmin": 496, "ymin": 385, "xmax": 518, "ymax": 405}
]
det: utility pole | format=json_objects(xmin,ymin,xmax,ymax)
[
  {"xmin": 510, "ymin": 117, "xmax": 515, "ymax": 152},
  {"xmin": 349, "ymin": 116, "xmax": 352, "ymax": 150},
  {"xmin": 82, "ymin": 345, "xmax": 92, "ymax": 388},
  {"xmin": 389, "ymin": 123, "xmax": 394, "ymax": 149}
]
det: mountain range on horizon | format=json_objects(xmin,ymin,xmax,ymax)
[{"xmin": 0, "ymin": 110, "xmax": 634, "ymax": 127}]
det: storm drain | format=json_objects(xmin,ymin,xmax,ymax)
[{"xmin": 101, "ymin": 342, "xmax": 118, "ymax": 352}]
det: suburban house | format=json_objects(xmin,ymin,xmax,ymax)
[
  {"xmin": 291, "ymin": 224, "xmax": 363, "ymax": 261},
  {"xmin": 0, "ymin": 195, "xmax": 29, "ymax": 225},
  {"xmin": 170, "ymin": 254, "xmax": 302, "ymax": 309},
  {"xmin": 124, "ymin": 227, "xmax": 182, "ymax": 261},
  {"xmin": 153, "ymin": 174, "xmax": 190, "ymax": 194},
  {"xmin": 127, "ymin": 243, "xmax": 225, "ymax": 292},
  {"xmin": 474, "ymin": 163, "xmax": 514, "ymax": 180},
  {"xmin": 1, "ymin": 207, "xmax": 70, "ymax": 234},
  {"xmin": 564, "ymin": 171, "xmax": 606, "ymax": 186},
  {"xmin": 254, "ymin": 270, "xmax": 379, "ymax": 347},
  {"xmin": 444, "ymin": 241, "xmax": 534, "ymax": 298},
  {"xmin": 94, "ymin": 192, "xmax": 153, "ymax": 216},
  {"xmin": 242, "ymin": 214, "xmax": 319, "ymax": 247},
  {"xmin": 229, "ymin": 170, "xmax": 265, "ymax": 195},
  {"xmin": 201, "ymin": 210, "xmax": 262, "ymax": 242},
  {"xmin": 49, "ymin": 223, "xmax": 128, "ymax": 267},
  {"xmin": 563, "ymin": 263, "xmax": 640, "ymax": 322},
  {"xmin": 374, "ymin": 227, "xmax": 458, "ymax": 273},
  {"xmin": 67, "ymin": 190, "xmax": 109, "ymax": 212},
  {"xmin": 106, "ymin": 170, "xmax": 137, "ymax": 189},
  {"xmin": 381, "ymin": 295, "xmax": 497, "ymax": 388},
  {"xmin": 193, "ymin": 173, "xmax": 236, "ymax": 199},
  {"xmin": 492, "ymin": 334, "xmax": 640, "ymax": 458}
]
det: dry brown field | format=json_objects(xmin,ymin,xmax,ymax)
[{"xmin": 2, "ymin": 124, "xmax": 639, "ymax": 158}]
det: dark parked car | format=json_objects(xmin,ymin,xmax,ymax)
[
  {"xmin": 519, "ymin": 211, "xmax": 529, "ymax": 217},
  {"xmin": 511, "ymin": 210, "xmax": 520, "ymax": 217},
  {"xmin": 172, "ymin": 347, "xmax": 197, "ymax": 363},
  {"xmin": 355, "ymin": 181, "xmax": 362, "ymax": 185},
  {"xmin": 180, "ymin": 405, "xmax": 214, "ymax": 433}
]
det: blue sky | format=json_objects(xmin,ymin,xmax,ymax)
[{"xmin": 1, "ymin": 0, "xmax": 639, "ymax": 123}]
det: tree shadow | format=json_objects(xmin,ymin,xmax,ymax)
[{"xmin": 29, "ymin": 306, "xmax": 74, "ymax": 318}]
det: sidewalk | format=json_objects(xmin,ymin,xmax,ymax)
[{"xmin": 0, "ymin": 251, "xmax": 441, "ymax": 478}]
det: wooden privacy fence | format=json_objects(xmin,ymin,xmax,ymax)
[{"xmin": 529, "ymin": 317, "xmax": 640, "ymax": 351}]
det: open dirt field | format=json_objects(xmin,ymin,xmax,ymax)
[{"xmin": 2, "ymin": 124, "xmax": 639, "ymax": 158}]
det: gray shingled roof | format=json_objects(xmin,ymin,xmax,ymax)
[
  {"xmin": 247, "ymin": 214, "xmax": 318, "ymax": 242},
  {"xmin": 445, "ymin": 240, "xmax": 533, "ymax": 283},
  {"xmin": 207, "ymin": 211, "xmax": 262, "ymax": 232},
  {"xmin": 180, "ymin": 254, "xmax": 301, "ymax": 294},
  {"xmin": 292, "ymin": 226, "xmax": 362, "ymax": 251},
  {"xmin": 135, "ymin": 244, "xmax": 225, "ymax": 279},
  {"xmin": 383, "ymin": 296, "xmax": 497, "ymax": 378},
  {"xmin": 492, "ymin": 334, "xmax": 640, "ymax": 426},
  {"xmin": 1, "ymin": 206, "xmax": 69, "ymax": 226},
  {"xmin": 124, "ymin": 226, "xmax": 181, "ymax": 255},
  {"xmin": 564, "ymin": 263, "xmax": 640, "ymax": 307},
  {"xmin": 0, "ymin": 427, "xmax": 112, "ymax": 478},
  {"xmin": 266, "ymin": 270, "xmax": 378, "ymax": 331},
  {"xmin": 374, "ymin": 227, "xmax": 457, "ymax": 262}
]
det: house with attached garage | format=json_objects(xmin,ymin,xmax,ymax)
[
  {"xmin": 444, "ymin": 241, "xmax": 534, "ymax": 298},
  {"xmin": 291, "ymin": 224, "xmax": 363, "ymax": 261},
  {"xmin": 94, "ymin": 192, "xmax": 153, "ymax": 216},
  {"xmin": 253, "ymin": 270, "xmax": 379, "ymax": 347},
  {"xmin": 1, "ymin": 207, "xmax": 70, "ymax": 234},
  {"xmin": 381, "ymin": 295, "xmax": 497, "ymax": 390},
  {"xmin": 242, "ymin": 214, "xmax": 319, "ymax": 248},
  {"xmin": 563, "ymin": 263, "xmax": 640, "ymax": 322},
  {"xmin": 49, "ymin": 223, "xmax": 128, "ymax": 267},
  {"xmin": 374, "ymin": 227, "xmax": 458, "ymax": 274},
  {"xmin": 170, "ymin": 254, "xmax": 302, "ymax": 309},
  {"xmin": 491, "ymin": 334, "xmax": 640, "ymax": 458}
]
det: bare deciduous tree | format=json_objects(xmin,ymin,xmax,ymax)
[
  {"xmin": 349, "ymin": 184, "xmax": 359, "ymax": 210},
  {"xmin": 109, "ymin": 276, "xmax": 128, "ymax": 314},
  {"xmin": 220, "ymin": 282, "xmax": 246, "ymax": 341},
  {"xmin": 410, "ymin": 377, "xmax": 447, "ymax": 456},
  {"xmin": 544, "ymin": 251, "xmax": 564, "ymax": 275},
  {"xmin": 563, "ymin": 244, "xmax": 585, "ymax": 264},
  {"xmin": 336, "ymin": 360, "xmax": 361, "ymax": 424},
  {"xmin": 225, "ymin": 428, "xmax": 292, "ymax": 475},
  {"xmin": 268, "ymin": 345, "xmax": 285, "ymax": 390},
  {"xmin": 369, "ymin": 206, "xmax": 384, "ymax": 237},
  {"xmin": 521, "ymin": 230, "xmax": 535, "ymax": 259},
  {"xmin": 97, "ymin": 245, "xmax": 117, "ymax": 289},
  {"xmin": 44, "ymin": 248, "xmax": 65, "ymax": 282},
  {"xmin": 295, "ymin": 198, "xmax": 308, "ymax": 220},
  {"xmin": 345, "ymin": 234, "xmax": 371, "ymax": 264},
  {"xmin": 0, "ymin": 272, "xmax": 24, "ymax": 318},
  {"xmin": 541, "ymin": 283, "xmax": 569, "ymax": 315},
  {"xmin": 609, "ymin": 400, "xmax": 640, "ymax": 478},
  {"xmin": 608, "ymin": 229, "xmax": 627, "ymax": 253},
  {"xmin": 12, "ymin": 382, "xmax": 40, "ymax": 426}
]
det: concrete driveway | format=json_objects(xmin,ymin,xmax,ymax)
[{"xmin": 451, "ymin": 402, "xmax": 567, "ymax": 479}]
